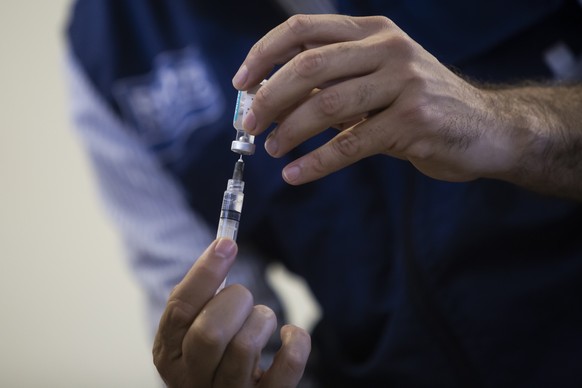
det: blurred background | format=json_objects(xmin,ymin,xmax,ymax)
[
  {"xmin": 0, "ymin": 0, "xmax": 160, "ymax": 386},
  {"xmin": 0, "ymin": 1, "xmax": 319, "ymax": 387}
]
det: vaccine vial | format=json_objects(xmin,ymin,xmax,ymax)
[{"xmin": 231, "ymin": 81, "xmax": 265, "ymax": 155}]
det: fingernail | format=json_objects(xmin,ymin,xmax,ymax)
[
  {"xmin": 232, "ymin": 64, "xmax": 248, "ymax": 89},
  {"xmin": 243, "ymin": 109, "xmax": 257, "ymax": 133},
  {"xmin": 283, "ymin": 165, "xmax": 301, "ymax": 183},
  {"xmin": 214, "ymin": 238, "xmax": 237, "ymax": 259},
  {"xmin": 265, "ymin": 134, "xmax": 278, "ymax": 156}
]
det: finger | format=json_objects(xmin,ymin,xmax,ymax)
[
  {"xmin": 213, "ymin": 305, "xmax": 277, "ymax": 388},
  {"xmin": 281, "ymin": 114, "xmax": 390, "ymax": 185},
  {"xmin": 264, "ymin": 73, "xmax": 396, "ymax": 158},
  {"xmin": 153, "ymin": 239, "xmax": 237, "ymax": 368},
  {"xmin": 258, "ymin": 325, "xmax": 311, "ymax": 388},
  {"xmin": 242, "ymin": 37, "xmax": 384, "ymax": 136},
  {"xmin": 182, "ymin": 284, "xmax": 254, "ymax": 387},
  {"xmin": 233, "ymin": 14, "xmax": 388, "ymax": 90}
]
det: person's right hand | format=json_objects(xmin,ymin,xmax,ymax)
[
  {"xmin": 153, "ymin": 238, "xmax": 311, "ymax": 388},
  {"xmin": 232, "ymin": 14, "xmax": 521, "ymax": 186}
]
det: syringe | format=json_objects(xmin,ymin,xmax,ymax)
[
  {"xmin": 216, "ymin": 156, "xmax": 245, "ymax": 241},
  {"xmin": 215, "ymin": 82, "xmax": 264, "ymax": 291},
  {"xmin": 215, "ymin": 157, "xmax": 244, "ymax": 292},
  {"xmin": 217, "ymin": 81, "xmax": 265, "ymax": 240}
]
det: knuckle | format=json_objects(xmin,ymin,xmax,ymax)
[
  {"xmin": 253, "ymin": 83, "xmax": 275, "ymax": 111},
  {"xmin": 356, "ymin": 83, "xmax": 374, "ymax": 107},
  {"xmin": 152, "ymin": 339, "xmax": 167, "ymax": 370},
  {"xmin": 231, "ymin": 333, "xmax": 261, "ymax": 356},
  {"xmin": 309, "ymin": 148, "xmax": 332, "ymax": 176},
  {"xmin": 392, "ymin": 35, "xmax": 416, "ymax": 58},
  {"xmin": 293, "ymin": 50, "xmax": 325, "ymax": 78},
  {"xmin": 414, "ymin": 102, "xmax": 436, "ymax": 127},
  {"xmin": 152, "ymin": 336, "xmax": 180, "ymax": 377},
  {"xmin": 249, "ymin": 38, "xmax": 267, "ymax": 59},
  {"xmin": 164, "ymin": 299, "xmax": 196, "ymax": 329},
  {"xmin": 367, "ymin": 15, "xmax": 395, "ymax": 31},
  {"xmin": 372, "ymin": 32, "xmax": 414, "ymax": 60},
  {"xmin": 386, "ymin": 138, "xmax": 409, "ymax": 156},
  {"xmin": 275, "ymin": 121, "xmax": 300, "ymax": 149},
  {"xmin": 399, "ymin": 93, "xmax": 435, "ymax": 127},
  {"xmin": 191, "ymin": 320, "xmax": 228, "ymax": 350},
  {"xmin": 317, "ymin": 89, "xmax": 343, "ymax": 117},
  {"xmin": 226, "ymin": 283, "xmax": 254, "ymax": 306},
  {"xmin": 224, "ymin": 306, "xmax": 276, "ymax": 362},
  {"xmin": 332, "ymin": 130, "xmax": 362, "ymax": 159},
  {"xmin": 377, "ymin": 122, "xmax": 411, "ymax": 155},
  {"xmin": 286, "ymin": 14, "xmax": 314, "ymax": 36},
  {"xmin": 407, "ymin": 141, "xmax": 435, "ymax": 161},
  {"xmin": 192, "ymin": 260, "xmax": 223, "ymax": 284},
  {"xmin": 407, "ymin": 74, "xmax": 431, "ymax": 94}
]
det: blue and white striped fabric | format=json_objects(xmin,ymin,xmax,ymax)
[{"xmin": 66, "ymin": 53, "xmax": 283, "ymax": 338}]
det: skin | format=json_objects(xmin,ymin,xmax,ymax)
[
  {"xmin": 232, "ymin": 14, "xmax": 582, "ymax": 200},
  {"xmin": 153, "ymin": 238, "xmax": 311, "ymax": 388},
  {"xmin": 154, "ymin": 13, "xmax": 582, "ymax": 388}
]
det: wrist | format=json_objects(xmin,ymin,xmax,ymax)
[
  {"xmin": 478, "ymin": 83, "xmax": 582, "ymax": 199},
  {"xmin": 476, "ymin": 87, "xmax": 550, "ymax": 184}
]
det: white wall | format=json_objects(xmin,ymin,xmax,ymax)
[
  {"xmin": 0, "ymin": 2, "xmax": 319, "ymax": 387},
  {"xmin": 0, "ymin": 1, "xmax": 160, "ymax": 387}
]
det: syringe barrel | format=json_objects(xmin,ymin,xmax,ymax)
[{"xmin": 216, "ymin": 179, "xmax": 245, "ymax": 240}]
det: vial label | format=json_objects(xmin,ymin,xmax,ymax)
[{"xmin": 232, "ymin": 82, "xmax": 264, "ymax": 130}]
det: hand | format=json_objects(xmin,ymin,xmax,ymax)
[
  {"xmin": 232, "ymin": 14, "xmax": 518, "ymax": 185},
  {"xmin": 153, "ymin": 238, "xmax": 311, "ymax": 388}
]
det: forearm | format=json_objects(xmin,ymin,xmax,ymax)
[{"xmin": 483, "ymin": 83, "xmax": 582, "ymax": 200}]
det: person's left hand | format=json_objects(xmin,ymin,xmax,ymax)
[{"xmin": 153, "ymin": 238, "xmax": 311, "ymax": 387}]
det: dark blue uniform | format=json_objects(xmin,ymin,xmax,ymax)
[{"xmin": 67, "ymin": 1, "xmax": 582, "ymax": 386}]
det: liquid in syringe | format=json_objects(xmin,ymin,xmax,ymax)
[{"xmin": 216, "ymin": 156, "xmax": 245, "ymax": 241}]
